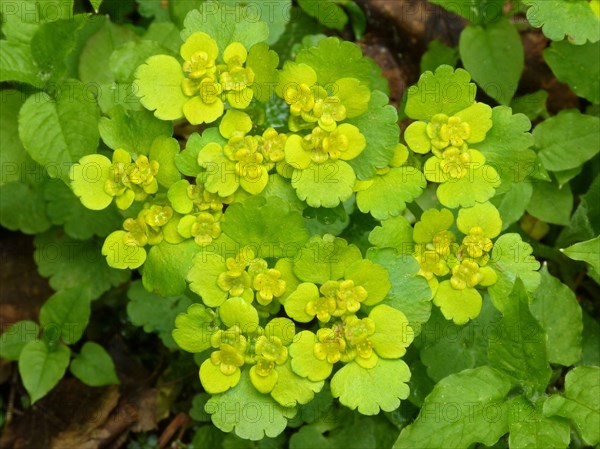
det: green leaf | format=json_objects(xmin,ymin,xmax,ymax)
[
  {"xmin": 0, "ymin": 40, "xmax": 41, "ymax": 86},
  {"xmin": 562, "ymin": 236, "xmax": 600, "ymax": 273},
  {"xmin": 187, "ymin": 251, "xmax": 228, "ymax": 308},
  {"xmin": 18, "ymin": 81, "xmax": 100, "ymax": 182},
  {"xmin": 102, "ymin": 230, "xmax": 147, "ymax": 269},
  {"xmin": 175, "ymin": 128, "xmax": 226, "ymax": 177},
  {"xmin": 477, "ymin": 106, "xmax": 536, "ymax": 194},
  {"xmin": 297, "ymin": 0, "xmax": 347, "ymax": 30},
  {"xmin": 222, "ymin": 196, "xmax": 309, "ymax": 258},
  {"xmin": 0, "ymin": 176, "xmax": 51, "ymax": 234},
  {"xmin": 405, "ymin": 65, "xmax": 476, "ymax": 120},
  {"xmin": 432, "ymin": 282, "xmax": 483, "ymax": 325},
  {"xmin": 580, "ymin": 311, "xmax": 600, "ymax": 366},
  {"xmin": 331, "ymin": 359, "xmax": 410, "ymax": 415},
  {"xmin": 510, "ymin": 90, "xmax": 549, "ymax": 121},
  {"xmin": 428, "ymin": 0, "xmax": 505, "ymax": 25},
  {"xmin": 366, "ymin": 248, "xmax": 432, "ymax": 330},
  {"xmin": 70, "ymin": 342, "xmax": 119, "ymax": 386},
  {"xmin": 527, "ymin": 180, "xmax": 573, "ymax": 226},
  {"xmin": 543, "ymin": 366, "xmax": 600, "ymax": 446},
  {"xmin": 368, "ymin": 216, "xmax": 413, "ymax": 252},
  {"xmin": 459, "ymin": 19, "xmax": 524, "ymax": 105},
  {"xmin": 488, "ymin": 278, "xmax": 551, "ymax": 394},
  {"xmin": 34, "ymin": 231, "xmax": 129, "ymax": 300},
  {"xmin": 172, "ymin": 303, "xmax": 219, "ymax": 353},
  {"xmin": 39, "ymin": 287, "xmax": 91, "ymax": 345},
  {"xmin": 488, "ymin": 234, "xmax": 541, "ymax": 311},
  {"xmin": 181, "ymin": 1, "xmax": 269, "ymax": 54},
  {"xmin": 531, "ymin": 266, "xmax": 582, "ymax": 366},
  {"xmin": 270, "ymin": 360, "xmax": 324, "ymax": 407},
  {"xmin": 246, "ymin": 42, "xmax": 279, "ymax": 102},
  {"xmin": 0, "ymin": 0, "xmax": 40, "ymax": 43},
  {"xmin": 420, "ymin": 299, "xmax": 501, "ymax": 382},
  {"xmin": 99, "ymin": 105, "xmax": 173, "ymax": 158},
  {"xmin": 393, "ymin": 366, "xmax": 512, "ymax": 448},
  {"xmin": 90, "ymin": 0, "xmax": 102, "ymax": 12},
  {"xmin": 545, "ymin": 41, "xmax": 600, "ymax": 104},
  {"xmin": 508, "ymin": 396, "xmax": 570, "ymax": 449},
  {"xmin": 0, "ymin": 90, "xmax": 31, "ymax": 186},
  {"xmin": 19, "ymin": 340, "xmax": 70, "ymax": 404},
  {"xmin": 420, "ymin": 40, "xmax": 459, "ymax": 74},
  {"xmin": 356, "ymin": 167, "xmax": 426, "ymax": 220},
  {"xmin": 206, "ymin": 371, "xmax": 294, "ymax": 440},
  {"xmin": 142, "ymin": 240, "xmax": 200, "ymax": 297},
  {"xmin": 148, "ymin": 136, "xmax": 181, "ymax": 188},
  {"xmin": 523, "ymin": 0, "xmax": 600, "ymax": 45},
  {"xmin": 219, "ymin": 297, "xmax": 259, "ymax": 332},
  {"xmin": 143, "ymin": 22, "xmax": 183, "ymax": 54},
  {"xmin": 109, "ymin": 40, "xmax": 174, "ymax": 83},
  {"xmin": 0, "ymin": 321, "xmax": 40, "ymax": 361},
  {"xmin": 127, "ymin": 280, "xmax": 194, "ymax": 349},
  {"xmin": 220, "ymin": 0, "xmax": 291, "ymax": 45},
  {"xmin": 558, "ymin": 175, "xmax": 600, "ymax": 247},
  {"xmin": 292, "ymin": 161, "xmax": 356, "ymax": 208},
  {"xmin": 490, "ymin": 182, "xmax": 533, "ymax": 230},
  {"xmin": 534, "ymin": 110, "xmax": 600, "ymax": 171}
]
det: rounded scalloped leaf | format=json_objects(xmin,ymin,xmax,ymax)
[
  {"xmin": 344, "ymin": 260, "xmax": 391, "ymax": 306},
  {"xmin": 187, "ymin": 251, "xmax": 228, "ymax": 307},
  {"xmin": 200, "ymin": 359, "xmax": 241, "ymax": 394},
  {"xmin": 284, "ymin": 283, "xmax": 319, "ymax": 323},
  {"xmin": 69, "ymin": 154, "xmax": 112, "ymax": 210},
  {"xmin": 274, "ymin": 258, "xmax": 302, "ymax": 304},
  {"xmin": 436, "ymin": 165, "xmax": 501, "ymax": 209},
  {"xmin": 292, "ymin": 161, "xmax": 356, "ymax": 208},
  {"xmin": 219, "ymin": 297, "xmax": 259, "ymax": 333},
  {"xmin": 250, "ymin": 365, "xmax": 278, "ymax": 394},
  {"xmin": 134, "ymin": 55, "xmax": 187, "ymax": 121},
  {"xmin": 369, "ymin": 216, "xmax": 414, "ymax": 252},
  {"xmin": 246, "ymin": 43, "xmax": 279, "ymax": 102},
  {"xmin": 433, "ymin": 281, "xmax": 483, "ymax": 325},
  {"xmin": 198, "ymin": 143, "xmax": 239, "ymax": 196},
  {"xmin": 405, "ymin": 65, "xmax": 476, "ymax": 121},
  {"xmin": 369, "ymin": 305, "xmax": 414, "ymax": 358},
  {"xmin": 180, "ymin": 31, "xmax": 218, "ymax": 61},
  {"xmin": 293, "ymin": 235, "xmax": 363, "ymax": 284},
  {"xmin": 264, "ymin": 318, "xmax": 296, "ymax": 346},
  {"xmin": 172, "ymin": 303, "xmax": 218, "ymax": 353},
  {"xmin": 289, "ymin": 331, "xmax": 333, "ymax": 382},
  {"xmin": 219, "ymin": 110, "xmax": 252, "ymax": 139},
  {"xmin": 457, "ymin": 201, "xmax": 502, "ymax": 238},
  {"xmin": 404, "ymin": 121, "xmax": 431, "ymax": 154},
  {"xmin": 167, "ymin": 179, "xmax": 193, "ymax": 214},
  {"xmin": 270, "ymin": 360, "xmax": 324, "ymax": 407},
  {"xmin": 356, "ymin": 167, "xmax": 426, "ymax": 220},
  {"xmin": 101, "ymin": 231, "xmax": 146, "ymax": 269},
  {"xmin": 205, "ymin": 371, "xmax": 293, "ymax": 441},
  {"xmin": 455, "ymin": 102, "xmax": 493, "ymax": 144},
  {"xmin": 330, "ymin": 358, "xmax": 411, "ymax": 415},
  {"xmin": 413, "ymin": 208, "xmax": 454, "ymax": 244}
]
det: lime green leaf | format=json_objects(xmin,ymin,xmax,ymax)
[
  {"xmin": 405, "ymin": 65, "xmax": 476, "ymax": 120},
  {"xmin": 70, "ymin": 342, "xmax": 119, "ymax": 386},
  {"xmin": 206, "ymin": 371, "xmax": 294, "ymax": 440},
  {"xmin": 218, "ymin": 0, "xmax": 290, "ymax": 45},
  {"xmin": 44, "ymin": 181, "xmax": 122, "ymax": 239},
  {"xmin": 421, "ymin": 300, "xmax": 501, "ymax": 382},
  {"xmin": 172, "ymin": 303, "xmax": 219, "ymax": 353},
  {"xmin": 219, "ymin": 297, "xmax": 259, "ymax": 332},
  {"xmin": 79, "ymin": 19, "xmax": 138, "ymax": 85},
  {"xmin": 0, "ymin": 0, "xmax": 40, "ymax": 43},
  {"xmin": 534, "ymin": 110, "xmax": 600, "ymax": 171},
  {"xmin": 545, "ymin": 41, "xmax": 600, "ymax": 104},
  {"xmin": 127, "ymin": 280, "xmax": 194, "ymax": 349},
  {"xmin": 39, "ymin": 288, "xmax": 91, "ymax": 345},
  {"xmin": 531, "ymin": 266, "xmax": 582, "ymax": 366},
  {"xmin": 19, "ymin": 341, "xmax": 70, "ymax": 404},
  {"xmin": 181, "ymin": 1, "xmax": 269, "ymax": 54},
  {"xmin": 222, "ymin": 196, "xmax": 309, "ymax": 258},
  {"xmin": 134, "ymin": 54, "xmax": 188, "ymax": 121},
  {"xmin": 367, "ymin": 248, "xmax": 432, "ymax": 330},
  {"xmin": 346, "ymin": 91, "xmax": 400, "ymax": 179},
  {"xmin": 296, "ymin": 36, "xmax": 387, "ymax": 91},
  {"xmin": 294, "ymin": 235, "xmax": 362, "ymax": 284},
  {"xmin": 477, "ymin": 106, "xmax": 536, "ymax": 194},
  {"xmin": 508, "ymin": 396, "xmax": 570, "ymax": 449},
  {"xmin": 284, "ymin": 283, "xmax": 319, "ymax": 323},
  {"xmin": 289, "ymin": 331, "xmax": 333, "ymax": 381},
  {"xmin": 420, "ymin": 40, "xmax": 459, "ymax": 74},
  {"xmin": 148, "ymin": 136, "xmax": 181, "ymax": 188},
  {"xmin": 543, "ymin": 366, "xmax": 600, "ymax": 446},
  {"xmin": 271, "ymin": 360, "xmax": 324, "ymax": 407},
  {"xmin": 368, "ymin": 216, "xmax": 413, "ymax": 252},
  {"xmin": 201, "ymin": 359, "xmax": 241, "ymax": 394},
  {"xmin": 99, "ymin": 106, "xmax": 173, "ymax": 158},
  {"xmin": 293, "ymin": 161, "xmax": 356, "ymax": 208},
  {"xmin": 187, "ymin": 251, "xmax": 228, "ymax": 307},
  {"xmin": 69, "ymin": 154, "xmax": 112, "ymax": 210},
  {"xmin": 102, "ymin": 230, "xmax": 147, "ymax": 270},
  {"xmin": 488, "ymin": 233, "xmax": 541, "ymax": 311},
  {"xmin": 176, "ymin": 128, "xmax": 226, "ymax": 177},
  {"xmin": 527, "ymin": 180, "xmax": 572, "ymax": 226},
  {"xmin": 433, "ymin": 282, "xmax": 482, "ymax": 325},
  {"xmin": 490, "ymin": 182, "xmax": 533, "ymax": 230},
  {"xmin": 562, "ymin": 236, "xmax": 600, "ymax": 273},
  {"xmin": 246, "ymin": 42, "xmax": 279, "ymax": 102},
  {"xmin": 412, "ymin": 208, "xmax": 454, "ymax": 243},
  {"xmin": 510, "ymin": 90, "xmax": 549, "ymax": 121},
  {"xmin": 90, "ymin": 0, "xmax": 102, "ymax": 12},
  {"xmin": 489, "ymin": 278, "xmax": 551, "ymax": 394},
  {"xmin": 428, "ymin": 0, "xmax": 505, "ymax": 25},
  {"xmin": 345, "ymin": 260, "xmax": 391, "ymax": 306},
  {"xmin": 393, "ymin": 366, "xmax": 512, "ymax": 448},
  {"xmin": 34, "ymin": 231, "xmax": 129, "ymax": 300},
  {"xmin": 109, "ymin": 40, "xmax": 175, "ymax": 83},
  {"xmin": 523, "ymin": 0, "xmax": 600, "ymax": 44},
  {"xmin": 331, "ymin": 359, "xmax": 410, "ymax": 415},
  {"xmin": 459, "ymin": 19, "xmax": 523, "ymax": 105},
  {"xmin": 435, "ymin": 164, "xmax": 500, "ymax": 209},
  {"xmin": 457, "ymin": 201, "xmax": 502, "ymax": 238},
  {"xmin": 356, "ymin": 167, "xmax": 426, "ymax": 220},
  {"xmin": 143, "ymin": 240, "xmax": 200, "ymax": 297},
  {"xmin": 0, "ymin": 40, "xmax": 40, "ymax": 86},
  {"xmin": 369, "ymin": 305, "xmax": 413, "ymax": 358},
  {"xmin": 0, "ymin": 321, "xmax": 40, "ymax": 361},
  {"xmin": 19, "ymin": 82, "xmax": 100, "ymax": 182}
]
